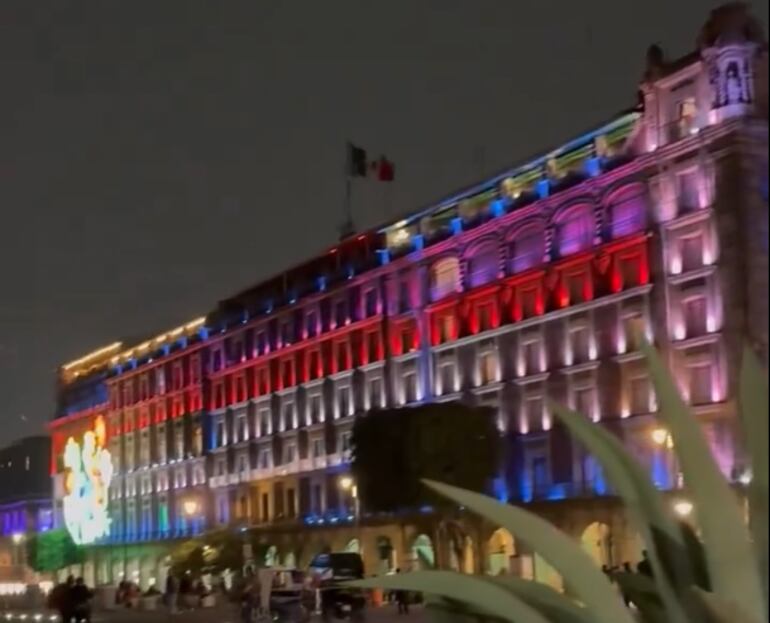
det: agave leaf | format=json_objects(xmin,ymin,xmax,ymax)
[
  {"xmin": 422, "ymin": 479, "xmax": 636, "ymax": 623},
  {"xmin": 691, "ymin": 587, "xmax": 765, "ymax": 623},
  {"xmin": 641, "ymin": 341, "xmax": 765, "ymax": 622},
  {"xmin": 739, "ymin": 346, "xmax": 769, "ymax": 604},
  {"xmin": 426, "ymin": 596, "xmax": 497, "ymax": 623},
  {"xmin": 348, "ymin": 571, "xmax": 550, "ymax": 623},
  {"xmin": 492, "ymin": 575, "xmax": 595, "ymax": 623},
  {"xmin": 550, "ymin": 402, "xmax": 690, "ymax": 623},
  {"xmin": 613, "ymin": 572, "xmax": 667, "ymax": 623}
]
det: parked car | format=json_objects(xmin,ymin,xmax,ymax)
[{"xmin": 305, "ymin": 552, "xmax": 366, "ymax": 622}]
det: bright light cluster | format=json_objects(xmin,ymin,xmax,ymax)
[{"xmin": 62, "ymin": 416, "xmax": 113, "ymax": 545}]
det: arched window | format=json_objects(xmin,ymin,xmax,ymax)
[
  {"xmin": 467, "ymin": 242, "xmax": 499, "ymax": 288},
  {"xmin": 556, "ymin": 206, "xmax": 594, "ymax": 256},
  {"xmin": 608, "ymin": 187, "xmax": 646, "ymax": 238},
  {"xmin": 508, "ymin": 226, "xmax": 544, "ymax": 273},
  {"xmin": 429, "ymin": 257, "xmax": 460, "ymax": 301}
]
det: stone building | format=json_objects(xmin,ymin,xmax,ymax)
[{"xmin": 50, "ymin": 4, "xmax": 767, "ymax": 589}]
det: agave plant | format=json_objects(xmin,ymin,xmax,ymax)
[{"xmin": 351, "ymin": 343, "xmax": 768, "ymax": 623}]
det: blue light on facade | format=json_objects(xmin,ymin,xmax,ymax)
[
  {"xmin": 536, "ymin": 179, "xmax": 550, "ymax": 199},
  {"xmin": 490, "ymin": 198, "xmax": 507, "ymax": 218},
  {"xmin": 451, "ymin": 217, "xmax": 463, "ymax": 235},
  {"xmin": 376, "ymin": 249, "xmax": 390, "ymax": 266},
  {"xmin": 585, "ymin": 156, "xmax": 602, "ymax": 178},
  {"xmin": 412, "ymin": 234, "xmax": 425, "ymax": 251}
]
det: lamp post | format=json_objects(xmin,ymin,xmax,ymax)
[
  {"xmin": 183, "ymin": 499, "xmax": 200, "ymax": 536},
  {"xmin": 11, "ymin": 533, "xmax": 25, "ymax": 575},
  {"xmin": 339, "ymin": 476, "xmax": 361, "ymax": 551}
]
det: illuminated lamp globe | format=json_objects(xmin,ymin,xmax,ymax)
[
  {"xmin": 651, "ymin": 428, "xmax": 669, "ymax": 446},
  {"xmin": 673, "ymin": 500, "xmax": 694, "ymax": 518},
  {"xmin": 339, "ymin": 476, "xmax": 354, "ymax": 491},
  {"xmin": 183, "ymin": 500, "xmax": 200, "ymax": 517}
]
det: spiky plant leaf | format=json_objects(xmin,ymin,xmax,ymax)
[
  {"xmin": 348, "ymin": 571, "xmax": 550, "ymax": 623},
  {"xmin": 612, "ymin": 572, "xmax": 668, "ymax": 623},
  {"xmin": 549, "ymin": 402, "xmax": 690, "ymax": 623},
  {"xmin": 739, "ymin": 346, "xmax": 769, "ymax": 607},
  {"xmin": 491, "ymin": 575, "xmax": 595, "ymax": 623},
  {"xmin": 422, "ymin": 479, "xmax": 636, "ymax": 623},
  {"xmin": 641, "ymin": 341, "xmax": 765, "ymax": 621},
  {"xmin": 691, "ymin": 587, "xmax": 765, "ymax": 623}
]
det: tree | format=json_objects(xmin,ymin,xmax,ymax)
[
  {"xmin": 26, "ymin": 529, "xmax": 85, "ymax": 573},
  {"xmin": 351, "ymin": 402, "xmax": 501, "ymax": 513}
]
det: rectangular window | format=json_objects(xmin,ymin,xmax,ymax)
[
  {"xmin": 524, "ymin": 341, "xmax": 540, "ymax": 375},
  {"xmin": 216, "ymin": 418, "xmax": 226, "ymax": 446},
  {"xmin": 367, "ymin": 332, "xmax": 380, "ymax": 362},
  {"xmin": 256, "ymin": 331, "xmax": 268, "ymax": 356},
  {"xmin": 306, "ymin": 311, "xmax": 318, "ymax": 338},
  {"xmin": 309, "ymin": 395, "xmax": 323, "ymax": 424},
  {"xmin": 678, "ymin": 170, "xmax": 700, "ymax": 212},
  {"xmin": 283, "ymin": 402, "xmax": 295, "ymax": 431},
  {"xmin": 284, "ymin": 443, "xmax": 296, "ymax": 465},
  {"xmin": 237, "ymin": 453, "xmax": 250, "ymax": 475},
  {"xmin": 575, "ymin": 386, "xmax": 596, "ymax": 418},
  {"xmin": 571, "ymin": 327, "xmax": 591, "ymax": 363},
  {"xmin": 478, "ymin": 303, "xmax": 494, "ymax": 332},
  {"xmin": 567, "ymin": 274, "xmax": 586, "ymax": 305},
  {"xmin": 684, "ymin": 297, "xmax": 708, "ymax": 337},
  {"xmin": 688, "ymin": 364, "xmax": 712, "ymax": 405},
  {"xmin": 335, "ymin": 301, "xmax": 347, "ymax": 327},
  {"xmin": 340, "ymin": 431, "xmax": 353, "ymax": 457},
  {"xmin": 369, "ymin": 377, "xmax": 384, "ymax": 408},
  {"xmin": 681, "ymin": 236, "xmax": 703, "ymax": 272},
  {"xmin": 439, "ymin": 364, "xmax": 455, "ymax": 394},
  {"xmin": 438, "ymin": 315, "xmax": 455, "ymax": 342},
  {"xmin": 622, "ymin": 314, "xmax": 644, "ymax": 351},
  {"xmin": 479, "ymin": 351, "xmax": 497, "ymax": 385},
  {"xmin": 312, "ymin": 438, "xmax": 325, "ymax": 458},
  {"xmin": 313, "ymin": 484, "xmax": 323, "ymax": 514},
  {"xmin": 526, "ymin": 396, "xmax": 543, "ymax": 424},
  {"xmin": 259, "ymin": 409, "xmax": 271, "ymax": 436},
  {"xmin": 281, "ymin": 320, "xmax": 293, "ymax": 346},
  {"xmin": 259, "ymin": 448, "xmax": 272, "ymax": 470},
  {"xmin": 401, "ymin": 328, "xmax": 416, "ymax": 353},
  {"xmin": 365, "ymin": 289, "xmax": 378, "ymax": 317},
  {"xmin": 338, "ymin": 386, "xmax": 352, "ymax": 418},
  {"xmin": 404, "ymin": 372, "xmax": 418, "ymax": 403},
  {"xmin": 629, "ymin": 375, "xmax": 652, "ymax": 414}
]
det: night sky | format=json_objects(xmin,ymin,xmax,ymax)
[{"xmin": 2, "ymin": 1, "xmax": 768, "ymax": 442}]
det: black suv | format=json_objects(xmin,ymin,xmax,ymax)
[{"xmin": 306, "ymin": 552, "xmax": 366, "ymax": 622}]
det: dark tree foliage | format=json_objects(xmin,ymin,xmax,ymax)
[
  {"xmin": 26, "ymin": 529, "xmax": 85, "ymax": 572},
  {"xmin": 351, "ymin": 403, "xmax": 501, "ymax": 513}
]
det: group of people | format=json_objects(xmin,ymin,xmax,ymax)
[
  {"xmin": 163, "ymin": 573, "xmax": 215, "ymax": 612},
  {"xmin": 601, "ymin": 550, "xmax": 654, "ymax": 607},
  {"xmin": 47, "ymin": 577, "xmax": 94, "ymax": 623}
]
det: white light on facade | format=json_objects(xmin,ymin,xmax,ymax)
[{"xmin": 673, "ymin": 500, "xmax": 693, "ymax": 517}]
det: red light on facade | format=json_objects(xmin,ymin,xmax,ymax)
[
  {"xmin": 639, "ymin": 253, "xmax": 650, "ymax": 284},
  {"xmin": 558, "ymin": 285, "xmax": 569, "ymax": 308}
]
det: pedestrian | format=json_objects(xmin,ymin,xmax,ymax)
[
  {"xmin": 637, "ymin": 550, "xmax": 653, "ymax": 577},
  {"xmin": 394, "ymin": 569, "xmax": 409, "ymax": 615},
  {"xmin": 48, "ymin": 576, "xmax": 75, "ymax": 623},
  {"xmin": 165, "ymin": 573, "xmax": 179, "ymax": 613},
  {"xmin": 179, "ymin": 573, "xmax": 192, "ymax": 610},
  {"xmin": 70, "ymin": 577, "xmax": 93, "ymax": 623}
]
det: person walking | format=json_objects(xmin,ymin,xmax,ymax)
[
  {"xmin": 394, "ymin": 569, "xmax": 409, "ymax": 615},
  {"xmin": 48, "ymin": 576, "xmax": 75, "ymax": 623},
  {"xmin": 165, "ymin": 573, "xmax": 179, "ymax": 613},
  {"xmin": 70, "ymin": 577, "xmax": 93, "ymax": 623},
  {"xmin": 637, "ymin": 550, "xmax": 653, "ymax": 577}
]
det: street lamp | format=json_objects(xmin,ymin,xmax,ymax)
[{"xmin": 11, "ymin": 533, "xmax": 25, "ymax": 570}]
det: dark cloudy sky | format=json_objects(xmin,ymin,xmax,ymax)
[{"xmin": 1, "ymin": 1, "xmax": 767, "ymax": 442}]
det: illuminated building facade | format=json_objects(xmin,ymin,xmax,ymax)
[
  {"xmin": 51, "ymin": 5, "xmax": 767, "ymax": 587},
  {"xmin": 0, "ymin": 436, "xmax": 52, "ymax": 589}
]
